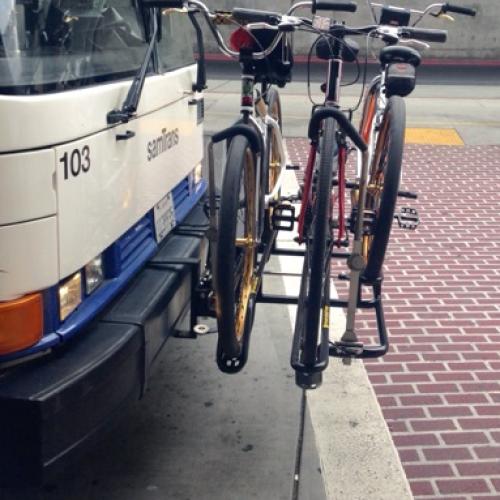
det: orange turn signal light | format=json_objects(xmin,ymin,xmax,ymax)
[{"xmin": 0, "ymin": 293, "xmax": 43, "ymax": 356}]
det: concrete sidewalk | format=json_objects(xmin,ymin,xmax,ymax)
[{"xmin": 204, "ymin": 78, "xmax": 500, "ymax": 146}]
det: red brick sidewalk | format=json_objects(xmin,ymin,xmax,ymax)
[{"xmin": 287, "ymin": 140, "xmax": 500, "ymax": 500}]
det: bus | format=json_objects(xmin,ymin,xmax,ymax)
[{"xmin": 0, "ymin": 0, "xmax": 207, "ymax": 485}]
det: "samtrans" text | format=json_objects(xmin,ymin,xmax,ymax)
[{"xmin": 147, "ymin": 128, "xmax": 179, "ymax": 161}]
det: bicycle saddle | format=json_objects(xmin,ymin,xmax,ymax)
[{"xmin": 379, "ymin": 46, "xmax": 421, "ymax": 67}]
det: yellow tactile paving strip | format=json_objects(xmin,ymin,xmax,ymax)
[{"xmin": 405, "ymin": 128, "xmax": 464, "ymax": 146}]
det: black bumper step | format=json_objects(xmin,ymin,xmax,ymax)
[
  {"xmin": 0, "ymin": 201, "xmax": 209, "ymax": 486},
  {"xmin": 0, "ymin": 322, "xmax": 142, "ymax": 486}
]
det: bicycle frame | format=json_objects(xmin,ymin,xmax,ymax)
[
  {"xmin": 297, "ymin": 36, "xmax": 351, "ymax": 246},
  {"xmin": 207, "ymin": 75, "xmax": 288, "ymax": 241}
]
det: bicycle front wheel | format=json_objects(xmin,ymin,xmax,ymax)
[
  {"xmin": 295, "ymin": 117, "xmax": 337, "ymax": 368},
  {"xmin": 216, "ymin": 135, "xmax": 258, "ymax": 362},
  {"xmin": 362, "ymin": 96, "xmax": 405, "ymax": 283}
]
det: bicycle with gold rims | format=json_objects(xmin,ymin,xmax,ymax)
[{"xmin": 154, "ymin": 0, "xmax": 294, "ymax": 372}]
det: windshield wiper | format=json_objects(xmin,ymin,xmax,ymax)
[{"xmin": 107, "ymin": 18, "xmax": 158, "ymax": 125}]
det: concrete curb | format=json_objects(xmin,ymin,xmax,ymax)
[{"xmin": 275, "ymin": 149, "xmax": 413, "ymax": 500}]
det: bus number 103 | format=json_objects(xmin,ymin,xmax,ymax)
[{"xmin": 60, "ymin": 146, "xmax": 91, "ymax": 180}]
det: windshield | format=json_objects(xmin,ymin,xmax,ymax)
[{"xmin": 0, "ymin": 0, "xmax": 152, "ymax": 94}]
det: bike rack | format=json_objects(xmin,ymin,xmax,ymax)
[
  {"xmin": 200, "ymin": 119, "xmax": 389, "ymax": 386},
  {"xmin": 256, "ymin": 247, "xmax": 389, "ymax": 359}
]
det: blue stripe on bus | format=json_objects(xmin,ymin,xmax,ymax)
[
  {"xmin": 57, "ymin": 238, "xmax": 158, "ymax": 340},
  {"xmin": 175, "ymin": 178, "xmax": 207, "ymax": 224}
]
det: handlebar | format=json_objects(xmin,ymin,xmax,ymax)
[
  {"xmin": 142, "ymin": 0, "xmax": 464, "ymax": 63},
  {"xmin": 442, "ymin": 3, "xmax": 476, "ymax": 16},
  {"xmin": 312, "ymin": 1, "xmax": 357, "ymax": 13},
  {"xmin": 400, "ymin": 27, "xmax": 447, "ymax": 43},
  {"xmin": 232, "ymin": 7, "xmax": 282, "ymax": 25},
  {"xmin": 367, "ymin": 2, "xmax": 476, "ymax": 26},
  {"xmin": 328, "ymin": 23, "xmax": 448, "ymax": 44},
  {"xmin": 141, "ymin": 0, "xmax": 184, "ymax": 6}
]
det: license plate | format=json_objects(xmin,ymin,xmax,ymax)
[{"xmin": 154, "ymin": 192, "xmax": 176, "ymax": 243}]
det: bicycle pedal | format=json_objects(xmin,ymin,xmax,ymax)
[
  {"xmin": 330, "ymin": 340, "xmax": 364, "ymax": 358},
  {"xmin": 338, "ymin": 272, "xmax": 350, "ymax": 281},
  {"xmin": 395, "ymin": 207, "xmax": 419, "ymax": 230},
  {"xmin": 286, "ymin": 164, "xmax": 300, "ymax": 170},
  {"xmin": 272, "ymin": 204, "xmax": 296, "ymax": 231}
]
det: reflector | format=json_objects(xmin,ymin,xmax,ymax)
[
  {"xmin": 229, "ymin": 27, "xmax": 255, "ymax": 52},
  {"xmin": 0, "ymin": 294, "xmax": 43, "ymax": 355}
]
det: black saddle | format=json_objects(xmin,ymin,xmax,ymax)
[{"xmin": 379, "ymin": 46, "xmax": 421, "ymax": 67}]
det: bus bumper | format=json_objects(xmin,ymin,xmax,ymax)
[{"xmin": 0, "ymin": 203, "xmax": 208, "ymax": 486}]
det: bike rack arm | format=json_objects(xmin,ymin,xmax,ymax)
[
  {"xmin": 212, "ymin": 124, "xmax": 263, "ymax": 154},
  {"xmin": 308, "ymin": 107, "xmax": 367, "ymax": 152}
]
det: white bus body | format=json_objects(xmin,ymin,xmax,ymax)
[{"xmin": 0, "ymin": 1, "xmax": 208, "ymax": 484}]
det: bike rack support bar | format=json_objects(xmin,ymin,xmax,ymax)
[
  {"xmin": 206, "ymin": 141, "xmax": 218, "ymax": 294},
  {"xmin": 257, "ymin": 293, "xmax": 299, "ymax": 305},
  {"xmin": 212, "ymin": 124, "xmax": 263, "ymax": 154},
  {"xmin": 271, "ymin": 247, "xmax": 351, "ymax": 259},
  {"xmin": 308, "ymin": 107, "xmax": 367, "ymax": 152},
  {"xmin": 256, "ymin": 294, "xmax": 378, "ymax": 309}
]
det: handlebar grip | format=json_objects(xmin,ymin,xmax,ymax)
[
  {"xmin": 443, "ymin": 3, "xmax": 476, "ymax": 16},
  {"xmin": 232, "ymin": 7, "xmax": 281, "ymax": 25},
  {"xmin": 140, "ymin": 0, "xmax": 184, "ymax": 7},
  {"xmin": 401, "ymin": 27, "xmax": 447, "ymax": 43},
  {"xmin": 312, "ymin": 1, "xmax": 357, "ymax": 14}
]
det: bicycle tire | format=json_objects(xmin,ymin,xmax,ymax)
[
  {"xmin": 216, "ymin": 135, "xmax": 258, "ymax": 360},
  {"xmin": 295, "ymin": 117, "xmax": 337, "ymax": 367},
  {"xmin": 362, "ymin": 96, "xmax": 405, "ymax": 283}
]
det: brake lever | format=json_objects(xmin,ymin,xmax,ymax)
[
  {"xmin": 437, "ymin": 13, "xmax": 455, "ymax": 21},
  {"xmin": 430, "ymin": 8, "xmax": 455, "ymax": 22}
]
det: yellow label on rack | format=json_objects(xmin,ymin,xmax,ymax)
[
  {"xmin": 322, "ymin": 306, "xmax": 330, "ymax": 329},
  {"xmin": 405, "ymin": 128, "xmax": 464, "ymax": 146}
]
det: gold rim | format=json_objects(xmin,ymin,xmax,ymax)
[
  {"xmin": 362, "ymin": 115, "xmax": 390, "ymax": 263},
  {"xmin": 267, "ymin": 97, "xmax": 282, "ymax": 195},
  {"xmin": 234, "ymin": 148, "xmax": 257, "ymax": 342}
]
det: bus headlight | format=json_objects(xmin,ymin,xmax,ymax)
[
  {"xmin": 194, "ymin": 162, "xmax": 203, "ymax": 186},
  {"xmin": 59, "ymin": 272, "xmax": 82, "ymax": 321},
  {"xmin": 85, "ymin": 255, "xmax": 104, "ymax": 294}
]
